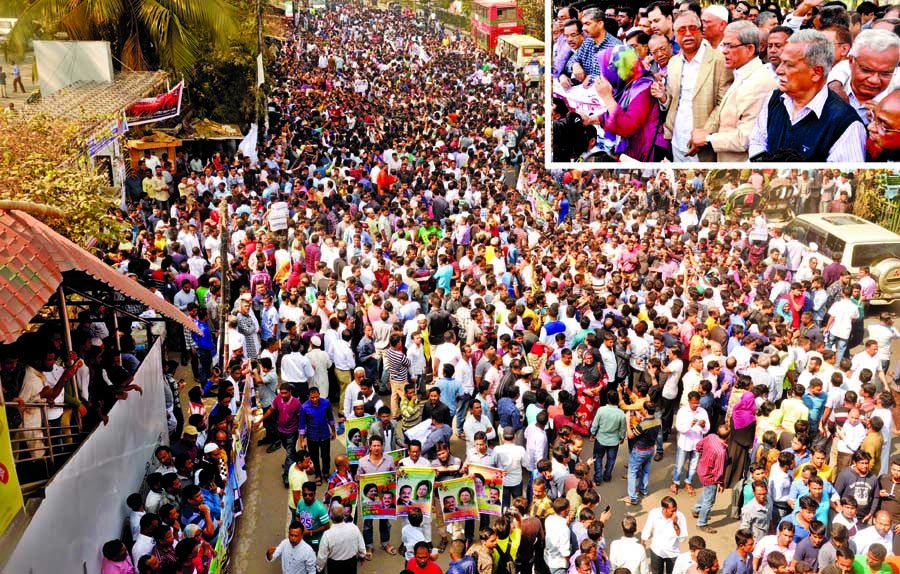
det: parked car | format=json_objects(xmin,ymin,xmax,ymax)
[
  {"xmin": 720, "ymin": 179, "xmax": 795, "ymax": 227},
  {"xmin": 782, "ymin": 213, "xmax": 900, "ymax": 304}
]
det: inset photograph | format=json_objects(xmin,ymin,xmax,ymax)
[{"xmin": 549, "ymin": 0, "xmax": 900, "ymax": 164}]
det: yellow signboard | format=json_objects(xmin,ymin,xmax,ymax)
[{"xmin": 0, "ymin": 406, "xmax": 24, "ymax": 535}]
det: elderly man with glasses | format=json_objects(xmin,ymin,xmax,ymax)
[{"xmin": 689, "ymin": 20, "xmax": 778, "ymax": 161}]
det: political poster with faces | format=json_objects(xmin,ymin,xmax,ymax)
[
  {"xmin": 330, "ymin": 482, "xmax": 358, "ymax": 520},
  {"xmin": 437, "ymin": 476, "xmax": 478, "ymax": 523},
  {"xmin": 396, "ymin": 467, "xmax": 435, "ymax": 518},
  {"xmin": 467, "ymin": 464, "xmax": 503, "ymax": 516},
  {"xmin": 345, "ymin": 415, "xmax": 373, "ymax": 463},
  {"xmin": 386, "ymin": 449, "xmax": 407, "ymax": 465},
  {"xmin": 359, "ymin": 471, "xmax": 397, "ymax": 519}
]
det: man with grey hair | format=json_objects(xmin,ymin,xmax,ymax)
[
  {"xmin": 748, "ymin": 29, "xmax": 865, "ymax": 161},
  {"xmin": 651, "ymin": 10, "xmax": 732, "ymax": 162},
  {"xmin": 827, "ymin": 29, "xmax": 900, "ymax": 123},
  {"xmin": 315, "ymin": 504, "xmax": 366, "ymax": 573},
  {"xmin": 570, "ymin": 7, "xmax": 623, "ymax": 82},
  {"xmin": 690, "ymin": 20, "xmax": 778, "ymax": 161}
]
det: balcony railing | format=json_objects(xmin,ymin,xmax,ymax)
[{"xmin": 6, "ymin": 403, "xmax": 85, "ymax": 496}]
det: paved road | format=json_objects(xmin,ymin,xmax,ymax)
[{"xmin": 227, "ymin": 303, "xmax": 900, "ymax": 574}]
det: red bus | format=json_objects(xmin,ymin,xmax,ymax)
[{"xmin": 470, "ymin": 0, "xmax": 524, "ymax": 51}]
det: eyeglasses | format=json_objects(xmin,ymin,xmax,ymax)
[
  {"xmin": 721, "ymin": 42, "xmax": 750, "ymax": 51},
  {"xmin": 868, "ymin": 111, "xmax": 900, "ymax": 134},
  {"xmin": 856, "ymin": 63, "xmax": 895, "ymax": 82},
  {"xmin": 675, "ymin": 25, "xmax": 700, "ymax": 35},
  {"xmin": 735, "ymin": 7, "xmax": 748, "ymax": 14}
]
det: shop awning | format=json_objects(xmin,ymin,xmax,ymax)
[{"xmin": 0, "ymin": 209, "xmax": 199, "ymax": 344}]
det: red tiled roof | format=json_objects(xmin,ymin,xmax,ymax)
[{"xmin": 0, "ymin": 209, "xmax": 199, "ymax": 344}]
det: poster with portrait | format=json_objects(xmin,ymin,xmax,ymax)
[
  {"xmin": 330, "ymin": 481, "xmax": 358, "ymax": 519},
  {"xmin": 467, "ymin": 464, "xmax": 503, "ymax": 516},
  {"xmin": 386, "ymin": 448, "xmax": 407, "ymax": 465},
  {"xmin": 359, "ymin": 471, "xmax": 397, "ymax": 519},
  {"xmin": 437, "ymin": 476, "xmax": 478, "ymax": 523},
  {"xmin": 346, "ymin": 415, "xmax": 373, "ymax": 463},
  {"xmin": 396, "ymin": 467, "xmax": 435, "ymax": 517}
]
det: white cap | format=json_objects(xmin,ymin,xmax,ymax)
[
  {"xmin": 204, "ymin": 443, "xmax": 220, "ymax": 454},
  {"xmin": 310, "ymin": 336, "xmax": 322, "ymax": 347},
  {"xmin": 704, "ymin": 5, "xmax": 729, "ymax": 22},
  {"xmin": 809, "ymin": 242, "xmax": 818, "ymax": 252}
]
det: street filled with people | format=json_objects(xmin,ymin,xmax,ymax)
[
  {"xmin": 4, "ymin": 2, "xmax": 899, "ymax": 574},
  {"xmin": 551, "ymin": 0, "xmax": 900, "ymax": 162}
]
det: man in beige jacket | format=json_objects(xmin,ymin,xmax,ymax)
[
  {"xmin": 688, "ymin": 20, "xmax": 777, "ymax": 162},
  {"xmin": 651, "ymin": 11, "xmax": 732, "ymax": 162}
]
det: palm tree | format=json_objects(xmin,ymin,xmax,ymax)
[{"xmin": 9, "ymin": 0, "xmax": 237, "ymax": 79}]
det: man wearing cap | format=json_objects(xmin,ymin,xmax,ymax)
[
  {"xmin": 171, "ymin": 426, "xmax": 200, "ymax": 466},
  {"xmin": 701, "ymin": 5, "xmax": 729, "ymax": 51},
  {"xmin": 306, "ymin": 336, "xmax": 332, "ymax": 402}
]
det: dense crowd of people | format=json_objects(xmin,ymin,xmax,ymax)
[
  {"xmin": 2, "ymin": 2, "xmax": 892, "ymax": 574},
  {"xmin": 551, "ymin": 0, "xmax": 900, "ymax": 162}
]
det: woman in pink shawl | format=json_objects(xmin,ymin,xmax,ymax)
[
  {"xmin": 724, "ymin": 380, "xmax": 765, "ymax": 488},
  {"xmin": 582, "ymin": 45, "xmax": 661, "ymax": 162}
]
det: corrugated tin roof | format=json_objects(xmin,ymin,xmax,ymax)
[
  {"xmin": 20, "ymin": 71, "xmax": 167, "ymax": 122},
  {"xmin": 0, "ymin": 209, "xmax": 199, "ymax": 344}
]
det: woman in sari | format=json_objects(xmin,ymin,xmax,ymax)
[
  {"xmin": 574, "ymin": 349, "xmax": 605, "ymax": 422},
  {"xmin": 581, "ymin": 45, "xmax": 661, "ymax": 162}
]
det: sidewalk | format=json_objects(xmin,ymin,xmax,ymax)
[{"xmin": 0, "ymin": 53, "xmax": 36, "ymax": 109}]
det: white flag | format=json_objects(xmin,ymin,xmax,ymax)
[
  {"xmin": 257, "ymin": 53, "xmax": 264, "ymax": 86},
  {"xmin": 239, "ymin": 123, "xmax": 259, "ymax": 166}
]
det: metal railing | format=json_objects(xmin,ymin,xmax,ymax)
[{"xmin": 6, "ymin": 403, "xmax": 85, "ymax": 495}]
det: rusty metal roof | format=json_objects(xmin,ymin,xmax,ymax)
[
  {"xmin": 20, "ymin": 71, "xmax": 167, "ymax": 123},
  {"xmin": 0, "ymin": 209, "xmax": 199, "ymax": 344}
]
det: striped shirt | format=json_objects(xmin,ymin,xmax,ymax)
[
  {"xmin": 696, "ymin": 434, "xmax": 729, "ymax": 487},
  {"xmin": 386, "ymin": 347, "xmax": 411, "ymax": 382}
]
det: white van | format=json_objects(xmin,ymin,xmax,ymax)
[{"xmin": 782, "ymin": 213, "xmax": 900, "ymax": 303}]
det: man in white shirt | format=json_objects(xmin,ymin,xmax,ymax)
[
  {"xmin": 672, "ymin": 392, "xmax": 709, "ymax": 496},
  {"xmin": 852, "ymin": 511, "xmax": 894, "ymax": 557},
  {"xmin": 824, "ymin": 287, "xmax": 860, "ymax": 362},
  {"xmin": 281, "ymin": 339, "xmax": 316, "ymax": 401},
  {"xmin": 544, "ymin": 498, "xmax": 572, "ymax": 574},
  {"xmin": 610, "ymin": 515, "xmax": 650, "ymax": 574},
  {"xmin": 266, "ymin": 522, "xmax": 317, "ymax": 574},
  {"xmin": 316, "ymin": 505, "xmax": 366, "ymax": 572},
  {"xmin": 850, "ymin": 340, "xmax": 888, "ymax": 390},
  {"xmin": 641, "ymin": 497, "xmax": 689, "ymax": 573},
  {"xmin": 524, "ymin": 411, "xmax": 549, "ymax": 477},
  {"xmin": 494, "ymin": 427, "xmax": 526, "ymax": 506}
]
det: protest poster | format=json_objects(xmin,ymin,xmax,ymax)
[
  {"xmin": 552, "ymin": 78, "xmax": 607, "ymax": 119},
  {"xmin": 467, "ymin": 464, "xmax": 503, "ymax": 516},
  {"xmin": 359, "ymin": 472, "xmax": 397, "ymax": 519},
  {"xmin": 346, "ymin": 415, "xmax": 373, "ymax": 463},
  {"xmin": 436, "ymin": 476, "xmax": 478, "ymax": 523},
  {"xmin": 330, "ymin": 482, "xmax": 358, "ymax": 519},
  {"xmin": 125, "ymin": 81, "xmax": 184, "ymax": 126},
  {"xmin": 396, "ymin": 467, "xmax": 435, "ymax": 517},
  {"xmin": 386, "ymin": 449, "xmax": 406, "ymax": 465}
]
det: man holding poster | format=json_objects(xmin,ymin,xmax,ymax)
[
  {"xmin": 357, "ymin": 436, "xmax": 396, "ymax": 559},
  {"xmin": 345, "ymin": 414, "xmax": 373, "ymax": 465},
  {"xmin": 438, "ymin": 476, "xmax": 479, "ymax": 523},
  {"xmin": 467, "ymin": 462, "xmax": 504, "ymax": 534}
]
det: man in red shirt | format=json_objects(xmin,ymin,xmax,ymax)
[
  {"xmin": 406, "ymin": 542, "xmax": 443, "ymax": 574},
  {"xmin": 693, "ymin": 424, "xmax": 730, "ymax": 534}
]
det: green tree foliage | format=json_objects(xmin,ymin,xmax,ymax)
[
  {"xmin": 520, "ymin": 0, "xmax": 543, "ymax": 39},
  {"xmin": 0, "ymin": 114, "xmax": 120, "ymax": 246},
  {"xmin": 189, "ymin": 1, "xmax": 264, "ymax": 126},
  {"xmin": 9, "ymin": 0, "xmax": 237, "ymax": 80}
]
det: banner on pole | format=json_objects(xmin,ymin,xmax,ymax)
[
  {"xmin": 0, "ymin": 407, "xmax": 23, "ymax": 537},
  {"xmin": 126, "ymin": 81, "xmax": 184, "ymax": 126}
]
